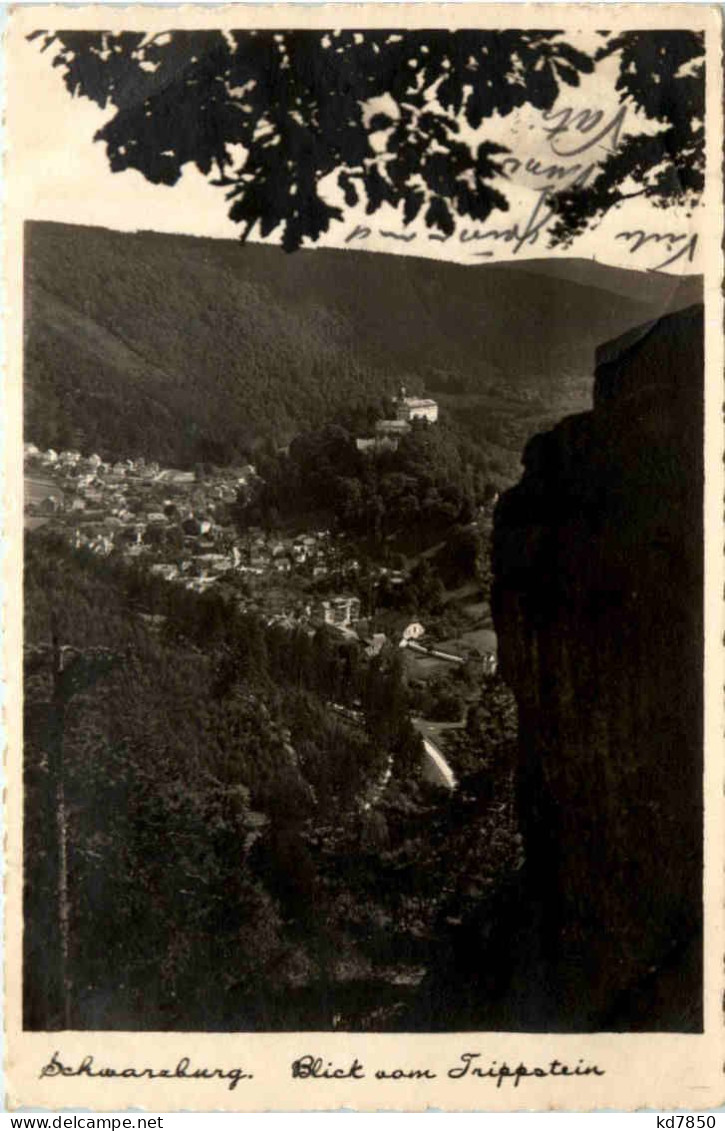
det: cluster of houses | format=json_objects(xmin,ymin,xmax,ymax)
[
  {"xmin": 24, "ymin": 442, "xmax": 369, "ymax": 630},
  {"xmin": 25, "ymin": 440, "xmax": 500, "ymax": 759},
  {"xmin": 25, "ymin": 443, "xmax": 252, "ymax": 563}
]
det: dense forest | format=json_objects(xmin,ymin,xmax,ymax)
[
  {"xmin": 24, "ymin": 530, "xmax": 519, "ymax": 1031},
  {"xmin": 24, "ymin": 222, "xmax": 701, "ymax": 474},
  {"xmin": 243, "ymin": 416, "xmax": 500, "ymax": 549}
]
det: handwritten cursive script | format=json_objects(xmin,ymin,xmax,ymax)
[
  {"xmin": 616, "ymin": 229, "xmax": 698, "ymax": 272},
  {"xmin": 346, "ymin": 187, "xmax": 557, "ymax": 257},
  {"xmin": 463, "ymin": 188, "xmax": 557, "ymax": 257},
  {"xmin": 541, "ymin": 104, "xmax": 627, "ymax": 158},
  {"xmin": 39, "ymin": 1051, "xmax": 251, "ymax": 1091},
  {"xmin": 341, "ymin": 98, "xmax": 648, "ymax": 259},
  {"xmin": 500, "ymin": 153, "xmax": 596, "ymax": 192}
]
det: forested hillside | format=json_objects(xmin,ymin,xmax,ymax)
[
  {"xmin": 247, "ymin": 418, "xmax": 485, "ymax": 545},
  {"xmin": 24, "ymin": 530, "xmax": 518, "ymax": 1031},
  {"xmin": 25, "ymin": 222, "xmax": 701, "ymax": 473}
]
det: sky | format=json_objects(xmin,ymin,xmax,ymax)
[{"xmin": 12, "ymin": 25, "xmax": 703, "ymax": 274}]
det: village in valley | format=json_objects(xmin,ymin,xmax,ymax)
[
  {"xmin": 25, "ymin": 443, "xmax": 361, "ymax": 617},
  {"xmin": 24, "ymin": 385, "xmax": 500, "ymax": 788}
]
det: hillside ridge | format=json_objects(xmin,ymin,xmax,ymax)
[{"xmin": 25, "ymin": 221, "xmax": 703, "ymax": 471}]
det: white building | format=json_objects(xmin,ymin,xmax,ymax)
[
  {"xmin": 394, "ymin": 385, "xmax": 439, "ymax": 424},
  {"xmin": 376, "ymin": 418, "xmax": 411, "ymax": 436},
  {"xmin": 319, "ymin": 595, "xmax": 361, "ymax": 627}
]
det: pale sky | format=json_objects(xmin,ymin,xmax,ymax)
[{"xmin": 12, "ymin": 24, "xmax": 703, "ymax": 274}]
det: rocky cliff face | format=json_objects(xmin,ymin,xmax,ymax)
[{"xmin": 491, "ymin": 304, "xmax": 703, "ymax": 1031}]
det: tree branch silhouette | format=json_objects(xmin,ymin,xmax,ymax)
[{"xmin": 30, "ymin": 28, "xmax": 704, "ymax": 251}]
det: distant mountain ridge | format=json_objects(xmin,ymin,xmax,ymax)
[
  {"xmin": 495, "ymin": 257, "xmax": 701, "ymax": 307},
  {"xmin": 24, "ymin": 221, "xmax": 703, "ymax": 470}
]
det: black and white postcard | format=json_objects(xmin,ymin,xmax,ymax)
[{"xmin": 4, "ymin": 2, "xmax": 724, "ymax": 1111}]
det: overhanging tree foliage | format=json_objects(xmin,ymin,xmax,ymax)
[
  {"xmin": 550, "ymin": 31, "xmax": 705, "ymax": 244},
  {"xmin": 32, "ymin": 28, "xmax": 704, "ymax": 250}
]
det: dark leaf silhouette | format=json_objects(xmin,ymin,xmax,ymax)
[
  {"xmin": 425, "ymin": 196, "xmax": 455, "ymax": 237},
  {"xmin": 550, "ymin": 31, "xmax": 705, "ymax": 244},
  {"xmin": 403, "ymin": 188, "xmax": 425, "ymax": 226},
  {"xmin": 29, "ymin": 28, "xmax": 704, "ymax": 250}
]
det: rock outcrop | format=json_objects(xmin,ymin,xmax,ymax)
[{"xmin": 491, "ymin": 304, "xmax": 703, "ymax": 1030}]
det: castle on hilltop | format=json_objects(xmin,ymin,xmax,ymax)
[
  {"xmin": 356, "ymin": 385, "xmax": 439, "ymax": 453},
  {"xmin": 393, "ymin": 384, "xmax": 439, "ymax": 424}
]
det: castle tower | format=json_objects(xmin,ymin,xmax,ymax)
[{"xmin": 395, "ymin": 384, "xmax": 410, "ymax": 422}]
